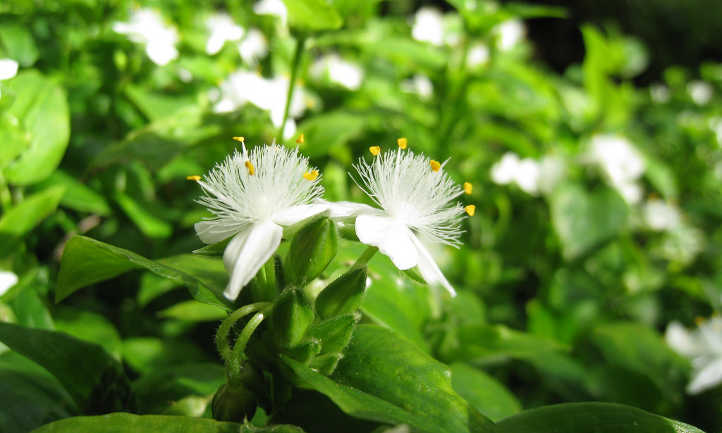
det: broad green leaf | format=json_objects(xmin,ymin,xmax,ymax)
[
  {"xmin": 284, "ymin": 325, "xmax": 495, "ymax": 433},
  {"xmin": 158, "ymin": 300, "xmax": 227, "ymax": 322},
  {"xmin": 450, "ymin": 363, "xmax": 521, "ymax": 422},
  {"xmin": 298, "ymin": 111, "xmax": 365, "ymax": 158},
  {"xmin": 2, "ymin": 71, "xmax": 70, "ymax": 185},
  {"xmin": 125, "ymin": 84, "xmax": 195, "ymax": 121},
  {"xmin": 0, "ymin": 186, "xmax": 65, "ymax": 254},
  {"xmin": 282, "ymin": 0, "xmax": 343, "ymax": 32},
  {"xmin": 53, "ymin": 308, "xmax": 122, "ymax": 360},
  {"xmin": 0, "ymin": 115, "xmax": 28, "ymax": 168},
  {"xmin": 35, "ymin": 171, "xmax": 111, "ymax": 215},
  {"xmin": 122, "ymin": 337, "xmax": 212, "ymax": 374},
  {"xmin": 29, "ymin": 413, "xmax": 242, "ymax": 433},
  {"xmin": 493, "ymin": 402, "xmax": 705, "ymax": 433},
  {"xmin": 114, "ymin": 191, "xmax": 173, "ymax": 239},
  {"xmin": 56, "ymin": 236, "xmax": 231, "ymax": 310},
  {"xmin": 0, "ymin": 322, "xmax": 131, "ymax": 412},
  {"xmin": 0, "ymin": 23, "xmax": 39, "ymax": 66},
  {"xmin": 9, "ymin": 283, "xmax": 53, "ymax": 330},
  {"xmin": 550, "ymin": 183, "xmax": 628, "ymax": 261}
]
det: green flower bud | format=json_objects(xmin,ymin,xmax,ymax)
[
  {"xmin": 284, "ymin": 338, "xmax": 322, "ymax": 364},
  {"xmin": 308, "ymin": 314, "xmax": 357, "ymax": 355},
  {"xmin": 270, "ymin": 288, "xmax": 315, "ymax": 348},
  {"xmin": 315, "ymin": 267, "xmax": 367, "ymax": 319},
  {"xmin": 309, "ymin": 352, "xmax": 344, "ymax": 376},
  {"xmin": 285, "ymin": 217, "xmax": 337, "ymax": 285},
  {"xmin": 211, "ymin": 383, "xmax": 257, "ymax": 422}
]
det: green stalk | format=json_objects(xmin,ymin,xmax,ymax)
[
  {"xmin": 228, "ymin": 311, "xmax": 267, "ymax": 380},
  {"xmin": 277, "ymin": 36, "xmax": 307, "ymax": 140},
  {"xmin": 350, "ymin": 246, "xmax": 378, "ymax": 270},
  {"xmin": 215, "ymin": 302, "xmax": 270, "ymax": 364}
]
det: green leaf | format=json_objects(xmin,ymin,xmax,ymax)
[
  {"xmin": 493, "ymin": 402, "xmax": 705, "ymax": 433},
  {"xmin": 0, "ymin": 23, "xmax": 39, "ymax": 66},
  {"xmin": 450, "ymin": 363, "xmax": 521, "ymax": 422},
  {"xmin": 550, "ymin": 183, "xmax": 628, "ymax": 261},
  {"xmin": 284, "ymin": 325, "xmax": 494, "ymax": 433},
  {"xmin": 53, "ymin": 308, "xmax": 122, "ymax": 360},
  {"xmin": 158, "ymin": 300, "xmax": 227, "ymax": 322},
  {"xmin": 286, "ymin": 217, "xmax": 337, "ymax": 284},
  {"xmin": 0, "ymin": 322, "xmax": 131, "ymax": 412},
  {"xmin": 34, "ymin": 171, "xmax": 111, "ymax": 215},
  {"xmin": 56, "ymin": 236, "xmax": 231, "ymax": 310},
  {"xmin": 2, "ymin": 71, "xmax": 70, "ymax": 185},
  {"xmin": 122, "ymin": 338, "xmax": 211, "ymax": 374},
  {"xmin": 29, "ymin": 413, "xmax": 242, "ymax": 433},
  {"xmin": 297, "ymin": 111, "xmax": 366, "ymax": 159},
  {"xmin": 0, "ymin": 186, "xmax": 65, "ymax": 254},
  {"xmin": 282, "ymin": 0, "xmax": 343, "ymax": 32},
  {"xmin": 114, "ymin": 191, "xmax": 173, "ymax": 239}
]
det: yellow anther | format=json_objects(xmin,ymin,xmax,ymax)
[
  {"xmin": 232, "ymin": 136, "xmax": 245, "ymax": 143},
  {"xmin": 296, "ymin": 133, "xmax": 305, "ymax": 144},
  {"xmin": 186, "ymin": 175, "xmax": 201, "ymax": 181},
  {"xmin": 245, "ymin": 160, "xmax": 255, "ymax": 175},
  {"xmin": 464, "ymin": 182, "xmax": 473, "ymax": 195},
  {"xmin": 397, "ymin": 137, "xmax": 408, "ymax": 149},
  {"xmin": 369, "ymin": 146, "xmax": 381, "ymax": 156},
  {"xmin": 465, "ymin": 205, "xmax": 476, "ymax": 217},
  {"xmin": 303, "ymin": 170, "xmax": 319, "ymax": 181},
  {"xmin": 430, "ymin": 160, "xmax": 441, "ymax": 172}
]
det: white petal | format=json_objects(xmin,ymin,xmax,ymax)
[
  {"xmin": 666, "ymin": 322, "xmax": 703, "ymax": 357},
  {"xmin": 222, "ymin": 222, "xmax": 282, "ymax": 300},
  {"xmin": 321, "ymin": 200, "xmax": 380, "ymax": 219},
  {"xmin": 410, "ymin": 234, "xmax": 456, "ymax": 296},
  {"xmin": 688, "ymin": 358, "xmax": 722, "ymax": 394},
  {"xmin": 0, "ymin": 59, "xmax": 18, "ymax": 81},
  {"xmin": 0, "ymin": 270, "xmax": 18, "ymax": 296},
  {"xmin": 195, "ymin": 219, "xmax": 243, "ymax": 244},
  {"xmin": 145, "ymin": 42, "xmax": 177, "ymax": 66},
  {"xmin": 272, "ymin": 203, "xmax": 329, "ymax": 227},
  {"xmin": 356, "ymin": 215, "xmax": 417, "ymax": 270}
]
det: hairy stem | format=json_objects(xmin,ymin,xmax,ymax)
[{"xmin": 215, "ymin": 302, "xmax": 270, "ymax": 364}]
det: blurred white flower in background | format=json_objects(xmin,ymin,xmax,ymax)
[
  {"xmin": 311, "ymin": 54, "xmax": 364, "ymax": 90},
  {"xmin": 412, "ymin": 7, "xmax": 444, "ymax": 46},
  {"xmin": 643, "ymin": 199, "xmax": 681, "ymax": 231},
  {"xmin": 666, "ymin": 318, "xmax": 722, "ymax": 394},
  {"xmin": 491, "ymin": 153, "xmax": 564, "ymax": 195},
  {"xmin": 0, "ymin": 271, "xmax": 18, "ymax": 297},
  {"xmin": 254, "ymin": 0, "xmax": 287, "ymax": 25},
  {"xmin": 494, "ymin": 19, "xmax": 525, "ymax": 51},
  {"xmin": 401, "ymin": 74, "xmax": 434, "ymax": 100},
  {"xmin": 113, "ymin": 8, "xmax": 179, "ymax": 66},
  {"xmin": 0, "ymin": 59, "xmax": 18, "ymax": 80},
  {"xmin": 238, "ymin": 29, "xmax": 268, "ymax": 65},
  {"xmin": 650, "ymin": 84, "xmax": 670, "ymax": 103},
  {"xmin": 467, "ymin": 43, "xmax": 490, "ymax": 68},
  {"xmin": 586, "ymin": 134, "xmax": 645, "ymax": 204},
  {"xmin": 688, "ymin": 81, "xmax": 713, "ymax": 105},
  {"xmin": 213, "ymin": 71, "xmax": 308, "ymax": 139},
  {"xmin": 205, "ymin": 13, "xmax": 244, "ymax": 55},
  {"xmin": 708, "ymin": 117, "xmax": 722, "ymax": 147}
]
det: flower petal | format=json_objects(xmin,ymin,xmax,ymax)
[
  {"xmin": 222, "ymin": 222, "xmax": 283, "ymax": 300},
  {"xmin": 688, "ymin": 358, "xmax": 722, "ymax": 394},
  {"xmin": 356, "ymin": 215, "xmax": 417, "ymax": 270},
  {"xmin": 410, "ymin": 234, "xmax": 456, "ymax": 296},
  {"xmin": 321, "ymin": 200, "xmax": 380, "ymax": 219},
  {"xmin": 666, "ymin": 322, "xmax": 703, "ymax": 358},
  {"xmin": 271, "ymin": 203, "xmax": 329, "ymax": 227},
  {"xmin": 195, "ymin": 219, "xmax": 243, "ymax": 244}
]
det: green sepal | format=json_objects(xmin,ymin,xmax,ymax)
[
  {"xmin": 285, "ymin": 218, "xmax": 337, "ymax": 285},
  {"xmin": 283, "ymin": 339, "xmax": 322, "ymax": 364},
  {"xmin": 307, "ymin": 314, "xmax": 358, "ymax": 355},
  {"xmin": 309, "ymin": 352, "xmax": 344, "ymax": 376},
  {"xmin": 270, "ymin": 288, "xmax": 315, "ymax": 348},
  {"xmin": 315, "ymin": 267, "xmax": 367, "ymax": 319}
]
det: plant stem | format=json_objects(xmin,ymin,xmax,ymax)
[
  {"xmin": 351, "ymin": 246, "xmax": 378, "ymax": 270},
  {"xmin": 228, "ymin": 311, "xmax": 267, "ymax": 380},
  {"xmin": 215, "ymin": 302, "xmax": 270, "ymax": 364},
  {"xmin": 277, "ymin": 36, "xmax": 306, "ymax": 140}
]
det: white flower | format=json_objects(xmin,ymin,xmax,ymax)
[
  {"xmin": 254, "ymin": 0, "xmax": 287, "ymax": 25},
  {"xmin": 643, "ymin": 199, "xmax": 681, "ymax": 231},
  {"xmin": 113, "ymin": 8, "xmax": 179, "ymax": 66},
  {"xmin": 0, "ymin": 270, "xmax": 18, "ymax": 297},
  {"xmin": 401, "ymin": 74, "xmax": 434, "ymax": 100},
  {"xmin": 311, "ymin": 54, "xmax": 364, "ymax": 90},
  {"xmin": 195, "ymin": 144, "xmax": 327, "ymax": 300},
  {"xmin": 238, "ymin": 29, "xmax": 268, "ymax": 65},
  {"xmin": 666, "ymin": 318, "xmax": 722, "ymax": 394},
  {"xmin": 205, "ymin": 13, "xmax": 245, "ymax": 55},
  {"xmin": 412, "ymin": 7, "xmax": 444, "ymax": 46},
  {"xmin": 650, "ymin": 84, "xmax": 670, "ymax": 103},
  {"xmin": 491, "ymin": 152, "xmax": 564, "ymax": 195},
  {"xmin": 331, "ymin": 147, "xmax": 468, "ymax": 295},
  {"xmin": 494, "ymin": 19, "xmax": 525, "ymax": 51},
  {"xmin": 688, "ymin": 81, "xmax": 713, "ymax": 105},
  {"xmin": 586, "ymin": 134, "xmax": 645, "ymax": 204},
  {"xmin": 0, "ymin": 59, "xmax": 18, "ymax": 81},
  {"xmin": 213, "ymin": 71, "xmax": 307, "ymax": 139},
  {"xmin": 467, "ymin": 43, "xmax": 489, "ymax": 68}
]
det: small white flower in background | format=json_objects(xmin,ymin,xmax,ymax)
[
  {"xmin": 238, "ymin": 29, "xmax": 268, "ymax": 65},
  {"xmin": 194, "ymin": 143, "xmax": 327, "ymax": 300},
  {"xmin": 494, "ymin": 19, "xmax": 525, "ymax": 51},
  {"xmin": 491, "ymin": 152, "xmax": 566, "ymax": 195},
  {"xmin": 538, "ymin": 155, "xmax": 566, "ymax": 193},
  {"xmin": 467, "ymin": 43, "xmax": 489, "ymax": 68},
  {"xmin": 254, "ymin": 0, "xmax": 287, "ymax": 25},
  {"xmin": 666, "ymin": 318, "xmax": 722, "ymax": 394},
  {"xmin": 0, "ymin": 270, "xmax": 18, "ymax": 297},
  {"xmin": 708, "ymin": 117, "xmax": 722, "ymax": 147},
  {"xmin": 688, "ymin": 81, "xmax": 713, "ymax": 105},
  {"xmin": 213, "ymin": 71, "xmax": 307, "ymax": 139},
  {"xmin": 643, "ymin": 199, "xmax": 681, "ymax": 231},
  {"xmin": 412, "ymin": 7, "xmax": 444, "ymax": 46},
  {"xmin": 586, "ymin": 134, "xmax": 645, "ymax": 204},
  {"xmin": 650, "ymin": 84, "xmax": 670, "ymax": 103},
  {"xmin": 659, "ymin": 224, "xmax": 704, "ymax": 265},
  {"xmin": 0, "ymin": 59, "xmax": 18, "ymax": 81},
  {"xmin": 113, "ymin": 8, "xmax": 179, "ymax": 66},
  {"xmin": 490, "ymin": 152, "xmax": 520, "ymax": 185},
  {"xmin": 205, "ymin": 13, "xmax": 245, "ymax": 55},
  {"xmin": 401, "ymin": 74, "xmax": 434, "ymax": 100},
  {"xmin": 311, "ymin": 54, "xmax": 364, "ymax": 90},
  {"xmin": 328, "ymin": 145, "xmax": 472, "ymax": 295}
]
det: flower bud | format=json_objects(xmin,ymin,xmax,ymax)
[
  {"xmin": 270, "ymin": 288, "xmax": 315, "ymax": 348},
  {"xmin": 315, "ymin": 267, "xmax": 367, "ymax": 319},
  {"xmin": 211, "ymin": 383, "xmax": 257, "ymax": 422},
  {"xmin": 286, "ymin": 218, "xmax": 337, "ymax": 285}
]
